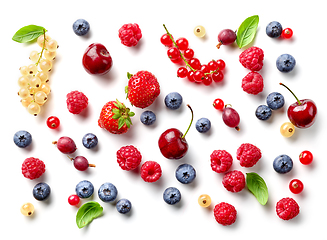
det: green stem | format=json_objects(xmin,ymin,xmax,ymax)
[
  {"xmin": 182, "ymin": 104, "xmax": 194, "ymax": 139},
  {"xmin": 279, "ymin": 82, "xmax": 301, "ymax": 105},
  {"xmin": 35, "ymin": 28, "xmax": 46, "ymax": 66}
]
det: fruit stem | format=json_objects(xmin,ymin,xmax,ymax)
[
  {"xmin": 216, "ymin": 41, "xmax": 223, "ymax": 49},
  {"xmin": 182, "ymin": 104, "xmax": 194, "ymax": 139},
  {"xmin": 89, "ymin": 164, "xmax": 96, "ymax": 168},
  {"xmin": 279, "ymin": 83, "xmax": 301, "ymax": 105},
  {"xmin": 36, "ymin": 28, "xmax": 47, "ymax": 66}
]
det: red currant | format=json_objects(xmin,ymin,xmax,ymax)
[
  {"xmin": 200, "ymin": 64, "xmax": 210, "ymax": 73},
  {"xmin": 68, "ymin": 194, "xmax": 80, "ymax": 206},
  {"xmin": 299, "ymin": 150, "xmax": 313, "ymax": 165},
  {"xmin": 193, "ymin": 70, "xmax": 205, "ymax": 83},
  {"xmin": 171, "ymin": 56, "xmax": 182, "ymax": 63},
  {"xmin": 213, "ymin": 98, "xmax": 224, "ymax": 110},
  {"xmin": 160, "ymin": 33, "xmax": 173, "ymax": 46},
  {"xmin": 187, "ymin": 71, "xmax": 195, "ymax": 82},
  {"xmin": 289, "ymin": 179, "xmax": 304, "ymax": 194},
  {"xmin": 202, "ymin": 75, "xmax": 212, "ymax": 86},
  {"xmin": 177, "ymin": 67, "xmax": 188, "ymax": 78},
  {"xmin": 176, "ymin": 37, "xmax": 189, "ymax": 51},
  {"xmin": 47, "ymin": 116, "xmax": 60, "ymax": 129},
  {"xmin": 208, "ymin": 60, "xmax": 219, "ymax": 71},
  {"xmin": 167, "ymin": 47, "xmax": 180, "ymax": 59},
  {"xmin": 211, "ymin": 70, "xmax": 224, "ymax": 82},
  {"xmin": 183, "ymin": 48, "xmax": 194, "ymax": 59},
  {"xmin": 188, "ymin": 58, "xmax": 201, "ymax": 70},
  {"xmin": 281, "ymin": 28, "xmax": 293, "ymax": 39},
  {"xmin": 216, "ymin": 59, "xmax": 226, "ymax": 70}
]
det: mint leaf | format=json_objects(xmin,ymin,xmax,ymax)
[
  {"xmin": 12, "ymin": 25, "xmax": 46, "ymax": 43},
  {"xmin": 236, "ymin": 15, "xmax": 259, "ymax": 48},
  {"xmin": 76, "ymin": 201, "xmax": 103, "ymax": 229},
  {"xmin": 246, "ymin": 172, "xmax": 268, "ymax": 205}
]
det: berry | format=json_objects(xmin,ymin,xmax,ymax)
[
  {"xmin": 126, "ymin": 71, "xmax": 160, "ymax": 108},
  {"xmin": 202, "ymin": 76, "xmax": 212, "ymax": 86},
  {"xmin": 280, "ymin": 122, "xmax": 295, "ymax": 138},
  {"xmin": 183, "ymin": 48, "xmax": 194, "ymax": 59},
  {"xmin": 273, "ymin": 154, "xmax": 293, "ymax": 174},
  {"xmin": 175, "ymin": 163, "xmax": 196, "ymax": 184},
  {"xmin": 72, "ymin": 19, "xmax": 90, "ymax": 36},
  {"xmin": 299, "ymin": 150, "xmax": 313, "ymax": 165},
  {"xmin": 193, "ymin": 70, "xmax": 205, "ymax": 83},
  {"xmin": 222, "ymin": 106, "xmax": 240, "ymax": 130},
  {"xmin": 289, "ymin": 179, "xmax": 304, "ymax": 194},
  {"xmin": 66, "ymin": 90, "xmax": 88, "ymax": 114},
  {"xmin": 98, "ymin": 182, "xmax": 118, "ymax": 202},
  {"xmin": 242, "ymin": 72, "xmax": 264, "ymax": 95},
  {"xmin": 266, "ymin": 92, "xmax": 284, "ymax": 110},
  {"xmin": 75, "ymin": 180, "xmax": 94, "ymax": 198},
  {"xmin": 160, "ymin": 33, "xmax": 173, "ymax": 46},
  {"xmin": 213, "ymin": 98, "xmax": 224, "ymax": 110},
  {"xmin": 216, "ymin": 59, "xmax": 226, "ymax": 70},
  {"xmin": 266, "ymin": 21, "xmax": 283, "ymax": 38},
  {"xmin": 116, "ymin": 199, "xmax": 132, "ymax": 214},
  {"xmin": 276, "ymin": 54, "xmax": 296, "ymax": 73},
  {"xmin": 21, "ymin": 203, "xmax": 34, "ymax": 216},
  {"xmin": 222, "ymin": 170, "xmax": 245, "ymax": 193},
  {"xmin": 255, "ymin": 105, "xmax": 272, "ymax": 120},
  {"xmin": 163, "ymin": 187, "xmax": 181, "ymax": 205},
  {"xmin": 176, "ymin": 37, "xmax": 189, "ymax": 51},
  {"xmin": 195, "ymin": 117, "xmax": 211, "ymax": 133},
  {"xmin": 177, "ymin": 67, "xmax": 188, "ymax": 78},
  {"xmin": 281, "ymin": 28, "xmax": 293, "ymax": 39},
  {"xmin": 170, "ymin": 57, "xmax": 182, "ymax": 63},
  {"xmin": 236, "ymin": 143, "xmax": 262, "ymax": 168},
  {"xmin": 71, "ymin": 156, "xmax": 95, "ymax": 171},
  {"xmin": 210, "ymin": 150, "xmax": 233, "ymax": 173},
  {"xmin": 187, "ymin": 71, "xmax": 195, "ymax": 82},
  {"xmin": 194, "ymin": 25, "xmax": 206, "ymax": 38},
  {"xmin": 217, "ymin": 29, "xmax": 237, "ymax": 49},
  {"xmin": 82, "ymin": 133, "xmax": 98, "ymax": 149},
  {"xmin": 22, "ymin": 157, "xmax": 45, "ymax": 180},
  {"xmin": 46, "ymin": 116, "xmax": 60, "ymax": 129},
  {"xmin": 200, "ymin": 64, "xmax": 210, "ymax": 74},
  {"xmin": 211, "ymin": 70, "xmax": 224, "ymax": 82},
  {"xmin": 239, "ymin": 46, "xmax": 264, "ymax": 71},
  {"xmin": 213, "ymin": 202, "xmax": 237, "ymax": 226},
  {"xmin": 53, "ymin": 136, "xmax": 77, "ymax": 154},
  {"xmin": 33, "ymin": 182, "xmax": 51, "ymax": 201},
  {"xmin": 188, "ymin": 58, "xmax": 201, "ymax": 70},
  {"xmin": 164, "ymin": 92, "xmax": 183, "ymax": 110},
  {"xmin": 167, "ymin": 47, "xmax": 180, "ymax": 60},
  {"xmin": 117, "ymin": 145, "xmax": 142, "ymax": 171},
  {"xmin": 68, "ymin": 194, "xmax": 80, "ymax": 206},
  {"xmin": 208, "ymin": 60, "xmax": 219, "ymax": 71},
  {"xmin": 198, "ymin": 194, "xmax": 211, "ymax": 207},
  {"xmin": 276, "ymin": 197, "xmax": 300, "ymax": 220},
  {"xmin": 140, "ymin": 110, "xmax": 156, "ymax": 125},
  {"xmin": 140, "ymin": 161, "xmax": 162, "ymax": 183},
  {"xmin": 13, "ymin": 130, "xmax": 32, "ymax": 148},
  {"xmin": 118, "ymin": 23, "xmax": 142, "ymax": 47}
]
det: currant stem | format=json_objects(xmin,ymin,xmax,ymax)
[
  {"xmin": 35, "ymin": 28, "xmax": 47, "ymax": 66},
  {"xmin": 182, "ymin": 104, "xmax": 194, "ymax": 139},
  {"xmin": 279, "ymin": 82, "xmax": 301, "ymax": 105}
]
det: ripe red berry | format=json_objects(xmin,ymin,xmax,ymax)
[
  {"xmin": 66, "ymin": 90, "xmax": 88, "ymax": 114},
  {"xmin": 289, "ymin": 179, "xmax": 304, "ymax": 194},
  {"xmin": 118, "ymin": 23, "xmax": 142, "ymax": 47},
  {"xmin": 167, "ymin": 47, "xmax": 180, "ymax": 60},
  {"xmin": 160, "ymin": 33, "xmax": 173, "ymax": 46},
  {"xmin": 200, "ymin": 64, "xmax": 210, "ymax": 73},
  {"xmin": 117, "ymin": 145, "xmax": 142, "ymax": 171},
  {"xmin": 210, "ymin": 149, "xmax": 233, "ymax": 173},
  {"xmin": 222, "ymin": 170, "xmax": 246, "ymax": 193},
  {"xmin": 193, "ymin": 70, "xmax": 205, "ymax": 83},
  {"xmin": 276, "ymin": 197, "xmax": 300, "ymax": 220},
  {"xmin": 177, "ymin": 67, "xmax": 188, "ymax": 78},
  {"xmin": 22, "ymin": 157, "xmax": 46, "ymax": 180},
  {"xmin": 176, "ymin": 37, "xmax": 189, "ymax": 51},
  {"xmin": 213, "ymin": 98, "xmax": 224, "ymax": 110},
  {"xmin": 68, "ymin": 194, "xmax": 80, "ymax": 206},
  {"xmin": 213, "ymin": 202, "xmax": 237, "ymax": 226},
  {"xmin": 188, "ymin": 58, "xmax": 201, "ymax": 70},
  {"xmin": 211, "ymin": 70, "xmax": 224, "ymax": 82},
  {"xmin": 183, "ymin": 48, "xmax": 194, "ymax": 59},
  {"xmin": 208, "ymin": 60, "xmax": 219, "ymax": 71},
  {"xmin": 202, "ymin": 76, "xmax": 212, "ymax": 86},
  {"xmin": 216, "ymin": 59, "xmax": 226, "ymax": 70},
  {"xmin": 171, "ymin": 56, "xmax": 182, "ymax": 63},
  {"xmin": 46, "ymin": 116, "xmax": 60, "ymax": 129},
  {"xmin": 140, "ymin": 161, "xmax": 162, "ymax": 183},
  {"xmin": 241, "ymin": 72, "xmax": 264, "ymax": 95},
  {"xmin": 239, "ymin": 46, "xmax": 264, "ymax": 71},
  {"xmin": 299, "ymin": 150, "xmax": 313, "ymax": 165},
  {"xmin": 281, "ymin": 28, "xmax": 293, "ymax": 39},
  {"xmin": 187, "ymin": 71, "xmax": 195, "ymax": 82},
  {"xmin": 236, "ymin": 143, "xmax": 262, "ymax": 168}
]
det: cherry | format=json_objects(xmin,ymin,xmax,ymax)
[
  {"xmin": 177, "ymin": 67, "xmax": 188, "ymax": 78},
  {"xmin": 176, "ymin": 37, "xmax": 189, "ymax": 51},
  {"xmin": 68, "ymin": 155, "xmax": 95, "ymax": 171},
  {"xmin": 46, "ymin": 116, "xmax": 60, "ymax": 129},
  {"xmin": 289, "ymin": 179, "xmax": 304, "ymax": 194},
  {"xmin": 68, "ymin": 194, "xmax": 80, "ymax": 206},
  {"xmin": 184, "ymin": 48, "xmax": 194, "ymax": 59},
  {"xmin": 213, "ymin": 98, "xmax": 224, "ymax": 110},
  {"xmin": 281, "ymin": 28, "xmax": 293, "ymax": 39},
  {"xmin": 222, "ymin": 105, "xmax": 240, "ymax": 131},
  {"xmin": 53, "ymin": 136, "xmax": 77, "ymax": 154},
  {"xmin": 217, "ymin": 29, "xmax": 237, "ymax": 49},
  {"xmin": 299, "ymin": 150, "xmax": 313, "ymax": 165},
  {"xmin": 160, "ymin": 33, "xmax": 173, "ymax": 46},
  {"xmin": 167, "ymin": 47, "xmax": 180, "ymax": 60}
]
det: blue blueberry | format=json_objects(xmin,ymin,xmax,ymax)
[
  {"xmin": 266, "ymin": 21, "xmax": 283, "ymax": 38},
  {"xmin": 175, "ymin": 164, "xmax": 196, "ymax": 184},
  {"xmin": 255, "ymin": 105, "xmax": 272, "ymax": 121},
  {"xmin": 98, "ymin": 182, "xmax": 118, "ymax": 202},
  {"xmin": 195, "ymin": 118, "xmax": 211, "ymax": 133},
  {"xmin": 273, "ymin": 155, "xmax": 293, "ymax": 174},
  {"xmin": 13, "ymin": 130, "xmax": 32, "ymax": 148},
  {"xmin": 82, "ymin": 133, "xmax": 98, "ymax": 149},
  {"xmin": 276, "ymin": 54, "xmax": 296, "ymax": 73},
  {"xmin": 116, "ymin": 199, "xmax": 132, "ymax": 214},
  {"xmin": 75, "ymin": 180, "xmax": 94, "ymax": 198},
  {"xmin": 163, "ymin": 187, "xmax": 181, "ymax": 205},
  {"xmin": 73, "ymin": 19, "xmax": 90, "ymax": 36},
  {"xmin": 164, "ymin": 92, "xmax": 183, "ymax": 110},
  {"xmin": 33, "ymin": 182, "xmax": 51, "ymax": 201},
  {"xmin": 266, "ymin": 92, "xmax": 285, "ymax": 110},
  {"xmin": 140, "ymin": 111, "xmax": 156, "ymax": 125}
]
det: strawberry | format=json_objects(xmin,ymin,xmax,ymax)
[
  {"xmin": 126, "ymin": 71, "xmax": 160, "ymax": 108},
  {"xmin": 98, "ymin": 99, "xmax": 134, "ymax": 134}
]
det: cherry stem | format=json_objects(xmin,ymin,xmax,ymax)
[
  {"xmin": 279, "ymin": 82, "xmax": 301, "ymax": 105},
  {"xmin": 182, "ymin": 104, "xmax": 194, "ymax": 139}
]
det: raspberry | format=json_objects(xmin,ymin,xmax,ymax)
[
  {"xmin": 236, "ymin": 143, "xmax": 262, "ymax": 167},
  {"xmin": 118, "ymin": 23, "xmax": 142, "ymax": 47},
  {"xmin": 66, "ymin": 90, "xmax": 88, "ymax": 114},
  {"xmin": 213, "ymin": 202, "xmax": 237, "ymax": 226},
  {"xmin": 22, "ymin": 157, "xmax": 46, "ymax": 180},
  {"xmin": 239, "ymin": 46, "xmax": 264, "ymax": 71},
  {"xmin": 241, "ymin": 72, "xmax": 264, "ymax": 95},
  {"xmin": 276, "ymin": 197, "xmax": 300, "ymax": 220},
  {"xmin": 140, "ymin": 161, "xmax": 162, "ymax": 183},
  {"xmin": 222, "ymin": 170, "xmax": 245, "ymax": 193},
  {"xmin": 117, "ymin": 145, "xmax": 142, "ymax": 171},
  {"xmin": 210, "ymin": 150, "xmax": 233, "ymax": 173}
]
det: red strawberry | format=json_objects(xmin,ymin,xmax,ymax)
[
  {"xmin": 126, "ymin": 71, "xmax": 160, "ymax": 108},
  {"xmin": 98, "ymin": 99, "xmax": 134, "ymax": 134}
]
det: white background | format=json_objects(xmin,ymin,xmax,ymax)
[{"xmin": 1, "ymin": 0, "xmax": 326, "ymax": 239}]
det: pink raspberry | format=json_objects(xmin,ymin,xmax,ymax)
[
  {"xmin": 239, "ymin": 46, "xmax": 264, "ymax": 71},
  {"xmin": 222, "ymin": 170, "xmax": 245, "ymax": 193},
  {"xmin": 22, "ymin": 157, "xmax": 46, "ymax": 180},
  {"xmin": 118, "ymin": 23, "xmax": 142, "ymax": 47},
  {"xmin": 236, "ymin": 143, "xmax": 262, "ymax": 167},
  {"xmin": 276, "ymin": 197, "xmax": 300, "ymax": 220},
  {"xmin": 140, "ymin": 161, "xmax": 162, "ymax": 183},
  {"xmin": 242, "ymin": 72, "xmax": 264, "ymax": 95},
  {"xmin": 210, "ymin": 150, "xmax": 233, "ymax": 173},
  {"xmin": 66, "ymin": 90, "xmax": 88, "ymax": 114},
  {"xmin": 213, "ymin": 202, "xmax": 237, "ymax": 226},
  {"xmin": 116, "ymin": 145, "xmax": 142, "ymax": 171}
]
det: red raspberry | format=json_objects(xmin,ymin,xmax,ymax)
[
  {"xmin": 210, "ymin": 150, "xmax": 233, "ymax": 173},
  {"xmin": 118, "ymin": 23, "xmax": 142, "ymax": 47},
  {"xmin": 140, "ymin": 161, "xmax": 162, "ymax": 183},
  {"xmin": 116, "ymin": 145, "xmax": 142, "ymax": 171},
  {"xmin": 276, "ymin": 197, "xmax": 300, "ymax": 220},
  {"xmin": 239, "ymin": 46, "xmax": 264, "ymax": 71},
  {"xmin": 22, "ymin": 157, "xmax": 46, "ymax": 180},
  {"xmin": 236, "ymin": 143, "xmax": 262, "ymax": 167},
  {"xmin": 213, "ymin": 202, "xmax": 237, "ymax": 226},
  {"xmin": 66, "ymin": 90, "xmax": 88, "ymax": 114},
  {"xmin": 241, "ymin": 72, "xmax": 264, "ymax": 95},
  {"xmin": 222, "ymin": 170, "xmax": 245, "ymax": 193}
]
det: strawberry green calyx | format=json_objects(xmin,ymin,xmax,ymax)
[{"xmin": 112, "ymin": 99, "xmax": 135, "ymax": 129}]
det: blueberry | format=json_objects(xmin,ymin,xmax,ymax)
[
  {"xmin": 175, "ymin": 164, "xmax": 196, "ymax": 184},
  {"xmin": 140, "ymin": 111, "xmax": 156, "ymax": 125},
  {"xmin": 33, "ymin": 182, "xmax": 51, "ymax": 201},
  {"xmin": 98, "ymin": 182, "xmax": 118, "ymax": 202},
  {"xmin": 82, "ymin": 133, "xmax": 98, "ymax": 149},
  {"xmin": 266, "ymin": 21, "xmax": 283, "ymax": 38},
  {"xmin": 276, "ymin": 54, "xmax": 296, "ymax": 73},
  {"xmin": 255, "ymin": 105, "xmax": 272, "ymax": 121},
  {"xmin": 13, "ymin": 130, "xmax": 32, "ymax": 148},
  {"xmin": 163, "ymin": 187, "xmax": 181, "ymax": 205},
  {"xmin": 164, "ymin": 92, "xmax": 183, "ymax": 110},
  {"xmin": 273, "ymin": 155, "xmax": 293, "ymax": 174},
  {"xmin": 195, "ymin": 118, "xmax": 211, "ymax": 133},
  {"xmin": 266, "ymin": 92, "xmax": 284, "ymax": 110},
  {"xmin": 72, "ymin": 19, "xmax": 90, "ymax": 36},
  {"xmin": 75, "ymin": 180, "xmax": 94, "ymax": 198},
  {"xmin": 116, "ymin": 199, "xmax": 132, "ymax": 214}
]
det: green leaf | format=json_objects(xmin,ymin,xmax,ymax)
[
  {"xmin": 76, "ymin": 201, "xmax": 103, "ymax": 229},
  {"xmin": 246, "ymin": 172, "xmax": 268, "ymax": 205},
  {"xmin": 127, "ymin": 72, "xmax": 133, "ymax": 79},
  {"xmin": 12, "ymin": 25, "xmax": 46, "ymax": 43},
  {"xmin": 118, "ymin": 117, "xmax": 126, "ymax": 129},
  {"xmin": 112, "ymin": 113, "xmax": 122, "ymax": 119},
  {"xmin": 236, "ymin": 15, "xmax": 259, "ymax": 48}
]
